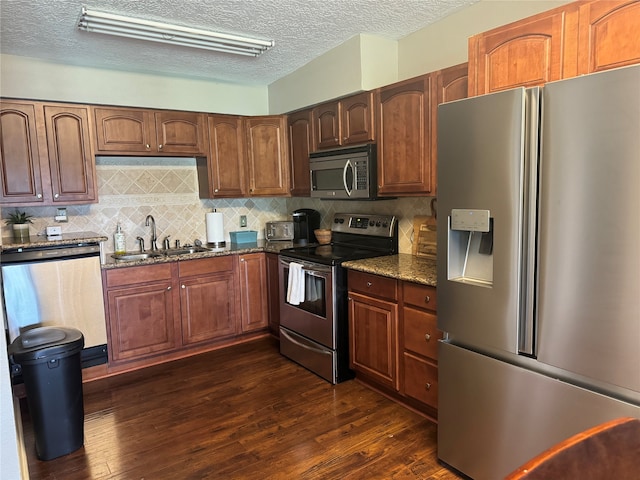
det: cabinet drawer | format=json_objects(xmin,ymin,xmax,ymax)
[
  {"xmin": 403, "ymin": 352, "xmax": 438, "ymax": 409},
  {"xmin": 105, "ymin": 263, "xmax": 174, "ymax": 288},
  {"xmin": 403, "ymin": 307, "xmax": 441, "ymax": 361},
  {"xmin": 178, "ymin": 256, "xmax": 235, "ymax": 277},
  {"xmin": 348, "ymin": 270, "xmax": 398, "ymax": 301},
  {"xmin": 403, "ymin": 282, "xmax": 437, "ymax": 311}
]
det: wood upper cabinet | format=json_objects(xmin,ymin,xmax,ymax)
[
  {"xmin": 197, "ymin": 114, "xmax": 247, "ymax": 198},
  {"xmin": 375, "ymin": 74, "xmax": 433, "ymax": 196},
  {"xmin": 577, "ymin": 0, "xmax": 640, "ymax": 75},
  {"xmin": 237, "ymin": 253, "xmax": 269, "ymax": 333},
  {"xmin": 312, "ymin": 91, "xmax": 375, "ymax": 150},
  {"xmin": 104, "ymin": 263, "xmax": 180, "ymax": 363},
  {"xmin": 179, "ymin": 257, "xmax": 239, "ymax": 345},
  {"xmin": 244, "ymin": 116, "xmax": 290, "ymax": 196},
  {"xmin": 287, "ymin": 109, "xmax": 314, "ymax": 196},
  {"xmin": 468, "ymin": 3, "xmax": 579, "ymax": 96},
  {"xmin": 348, "ymin": 270, "xmax": 399, "ymax": 391},
  {"xmin": 93, "ymin": 107, "xmax": 207, "ymax": 155},
  {"xmin": 0, "ymin": 100, "xmax": 96, "ymax": 205}
]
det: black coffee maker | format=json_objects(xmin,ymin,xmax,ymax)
[{"xmin": 292, "ymin": 208, "xmax": 321, "ymax": 245}]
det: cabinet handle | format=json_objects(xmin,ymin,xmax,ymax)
[
  {"xmin": 366, "ymin": 281, "xmax": 372, "ymax": 288},
  {"xmin": 425, "ymin": 295, "xmax": 431, "ymax": 303},
  {"xmin": 425, "ymin": 333, "xmax": 431, "ymax": 342},
  {"xmin": 425, "ymin": 382, "xmax": 432, "ymax": 390}
]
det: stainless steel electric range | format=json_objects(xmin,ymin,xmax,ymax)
[{"xmin": 278, "ymin": 213, "xmax": 398, "ymax": 384}]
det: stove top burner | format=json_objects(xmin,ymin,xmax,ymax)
[{"xmin": 280, "ymin": 243, "xmax": 388, "ymax": 265}]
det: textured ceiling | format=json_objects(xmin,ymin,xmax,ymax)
[{"xmin": 0, "ymin": 0, "xmax": 477, "ymax": 86}]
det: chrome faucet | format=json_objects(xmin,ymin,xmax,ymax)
[{"xmin": 145, "ymin": 215, "xmax": 158, "ymax": 251}]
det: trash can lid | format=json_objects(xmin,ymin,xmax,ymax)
[{"xmin": 9, "ymin": 326, "xmax": 84, "ymax": 363}]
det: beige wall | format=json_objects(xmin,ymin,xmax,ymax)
[
  {"xmin": 0, "ymin": 54, "xmax": 269, "ymax": 115},
  {"xmin": 269, "ymin": 0, "xmax": 572, "ymax": 113}
]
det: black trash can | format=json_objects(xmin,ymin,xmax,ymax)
[{"xmin": 9, "ymin": 326, "xmax": 85, "ymax": 461}]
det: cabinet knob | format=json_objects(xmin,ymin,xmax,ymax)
[
  {"xmin": 54, "ymin": 193, "xmax": 59, "ymax": 199},
  {"xmin": 158, "ymin": 144, "xmax": 163, "ymax": 150},
  {"xmin": 425, "ymin": 333, "xmax": 431, "ymax": 342},
  {"xmin": 37, "ymin": 193, "xmax": 42, "ymax": 199},
  {"xmin": 240, "ymin": 258, "xmax": 245, "ymax": 262},
  {"xmin": 425, "ymin": 295, "xmax": 431, "ymax": 303},
  {"xmin": 181, "ymin": 285, "xmax": 186, "ymax": 289},
  {"xmin": 214, "ymin": 188, "xmax": 219, "ymax": 193},
  {"xmin": 145, "ymin": 144, "xmax": 151, "ymax": 149},
  {"xmin": 167, "ymin": 286, "xmax": 172, "ymax": 291},
  {"xmin": 366, "ymin": 281, "xmax": 372, "ymax": 288},
  {"xmin": 425, "ymin": 382, "xmax": 432, "ymax": 390}
]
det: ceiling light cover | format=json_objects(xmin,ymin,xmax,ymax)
[{"xmin": 77, "ymin": 6, "xmax": 274, "ymax": 57}]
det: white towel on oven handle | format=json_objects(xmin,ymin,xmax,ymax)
[{"xmin": 286, "ymin": 262, "xmax": 305, "ymax": 305}]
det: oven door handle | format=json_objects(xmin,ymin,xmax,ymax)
[
  {"xmin": 343, "ymin": 159, "xmax": 353, "ymax": 197},
  {"xmin": 280, "ymin": 329, "xmax": 333, "ymax": 356},
  {"xmin": 280, "ymin": 258, "xmax": 332, "ymax": 275},
  {"xmin": 301, "ymin": 267, "xmax": 329, "ymax": 279}
]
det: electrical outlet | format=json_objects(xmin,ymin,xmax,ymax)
[{"xmin": 240, "ymin": 215, "xmax": 247, "ymax": 227}]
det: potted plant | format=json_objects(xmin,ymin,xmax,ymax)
[{"xmin": 4, "ymin": 209, "xmax": 34, "ymax": 242}]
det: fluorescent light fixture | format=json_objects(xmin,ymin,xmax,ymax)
[{"xmin": 77, "ymin": 6, "xmax": 274, "ymax": 57}]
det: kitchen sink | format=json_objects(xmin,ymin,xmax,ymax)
[
  {"xmin": 112, "ymin": 247, "xmax": 207, "ymax": 262},
  {"xmin": 111, "ymin": 252, "xmax": 163, "ymax": 262},
  {"xmin": 162, "ymin": 247, "xmax": 203, "ymax": 256}
]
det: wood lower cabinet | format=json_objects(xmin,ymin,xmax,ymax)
[
  {"xmin": 197, "ymin": 114, "xmax": 247, "ymax": 198},
  {"xmin": 348, "ymin": 269, "xmax": 441, "ymax": 417},
  {"xmin": 179, "ymin": 256, "xmax": 239, "ymax": 345},
  {"xmin": 244, "ymin": 116, "xmax": 290, "ymax": 196},
  {"xmin": 93, "ymin": 106, "xmax": 207, "ymax": 155},
  {"xmin": 348, "ymin": 270, "xmax": 399, "ymax": 390},
  {"xmin": 287, "ymin": 109, "xmax": 314, "ymax": 196},
  {"xmin": 237, "ymin": 253, "xmax": 269, "ymax": 333},
  {"xmin": 375, "ymin": 74, "xmax": 433, "ymax": 196},
  {"xmin": 104, "ymin": 263, "xmax": 180, "ymax": 363},
  {"xmin": 0, "ymin": 100, "xmax": 97, "ymax": 205}
]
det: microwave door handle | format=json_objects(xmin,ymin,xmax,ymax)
[{"xmin": 343, "ymin": 160, "xmax": 353, "ymax": 197}]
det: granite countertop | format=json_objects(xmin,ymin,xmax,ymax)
[
  {"xmin": 342, "ymin": 253, "xmax": 437, "ymax": 287},
  {"xmin": 1, "ymin": 231, "xmax": 108, "ymax": 250}
]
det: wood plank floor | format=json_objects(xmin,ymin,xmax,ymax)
[{"xmin": 21, "ymin": 337, "xmax": 463, "ymax": 479}]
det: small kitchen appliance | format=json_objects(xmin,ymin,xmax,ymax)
[
  {"xmin": 292, "ymin": 209, "xmax": 321, "ymax": 245},
  {"xmin": 278, "ymin": 213, "xmax": 398, "ymax": 384},
  {"xmin": 265, "ymin": 221, "xmax": 294, "ymax": 241}
]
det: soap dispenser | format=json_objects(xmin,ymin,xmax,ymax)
[{"xmin": 114, "ymin": 222, "xmax": 126, "ymax": 254}]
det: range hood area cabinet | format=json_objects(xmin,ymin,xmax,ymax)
[
  {"xmin": 467, "ymin": 0, "xmax": 640, "ymax": 96},
  {"xmin": 0, "ymin": 100, "xmax": 97, "ymax": 206},
  {"xmin": 198, "ymin": 114, "xmax": 291, "ymax": 198},
  {"xmin": 92, "ymin": 106, "xmax": 208, "ymax": 156}
]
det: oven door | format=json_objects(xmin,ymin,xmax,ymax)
[{"xmin": 279, "ymin": 256, "xmax": 335, "ymax": 349}]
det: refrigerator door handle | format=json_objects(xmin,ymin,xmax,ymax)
[{"xmin": 519, "ymin": 87, "xmax": 540, "ymax": 357}]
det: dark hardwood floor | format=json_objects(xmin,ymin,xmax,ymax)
[{"xmin": 21, "ymin": 337, "xmax": 462, "ymax": 479}]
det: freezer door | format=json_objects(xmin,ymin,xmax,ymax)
[
  {"xmin": 437, "ymin": 88, "xmax": 536, "ymax": 355},
  {"xmin": 537, "ymin": 65, "xmax": 640, "ymax": 395}
]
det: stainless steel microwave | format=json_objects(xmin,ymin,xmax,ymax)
[{"xmin": 310, "ymin": 144, "xmax": 378, "ymax": 199}]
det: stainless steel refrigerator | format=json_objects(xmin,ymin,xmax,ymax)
[{"xmin": 436, "ymin": 65, "xmax": 640, "ymax": 479}]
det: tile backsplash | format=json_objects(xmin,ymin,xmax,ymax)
[{"xmin": 0, "ymin": 157, "xmax": 436, "ymax": 254}]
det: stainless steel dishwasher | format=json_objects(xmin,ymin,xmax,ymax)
[{"xmin": 1, "ymin": 241, "xmax": 108, "ymax": 367}]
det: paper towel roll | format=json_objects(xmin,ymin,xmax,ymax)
[{"xmin": 206, "ymin": 212, "xmax": 225, "ymax": 246}]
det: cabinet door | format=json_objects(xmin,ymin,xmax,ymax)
[
  {"xmin": 376, "ymin": 74, "xmax": 433, "ymax": 196},
  {"xmin": 468, "ymin": 5, "xmax": 579, "ymax": 96},
  {"xmin": 349, "ymin": 291, "xmax": 399, "ymax": 390},
  {"xmin": 265, "ymin": 252, "xmax": 281, "ymax": 336},
  {"xmin": 154, "ymin": 111, "xmax": 207, "ymax": 155},
  {"xmin": 0, "ymin": 102, "xmax": 44, "ymax": 204},
  {"xmin": 341, "ymin": 92, "xmax": 375, "ymax": 145},
  {"xmin": 577, "ymin": 0, "xmax": 640, "ymax": 75},
  {"xmin": 198, "ymin": 114, "xmax": 247, "ymax": 198},
  {"xmin": 93, "ymin": 107, "xmax": 155, "ymax": 154},
  {"xmin": 106, "ymin": 280, "xmax": 179, "ymax": 362},
  {"xmin": 238, "ymin": 253, "xmax": 269, "ymax": 333},
  {"xmin": 312, "ymin": 101, "xmax": 341, "ymax": 150},
  {"xmin": 245, "ymin": 116, "xmax": 290, "ymax": 196},
  {"xmin": 180, "ymin": 272, "xmax": 238, "ymax": 345},
  {"xmin": 43, "ymin": 105, "xmax": 97, "ymax": 203},
  {"xmin": 287, "ymin": 109, "xmax": 313, "ymax": 196}
]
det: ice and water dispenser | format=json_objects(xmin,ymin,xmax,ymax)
[{"xmin": 447, "ymin": 209, "xmax": 494, "ymax": 287}]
